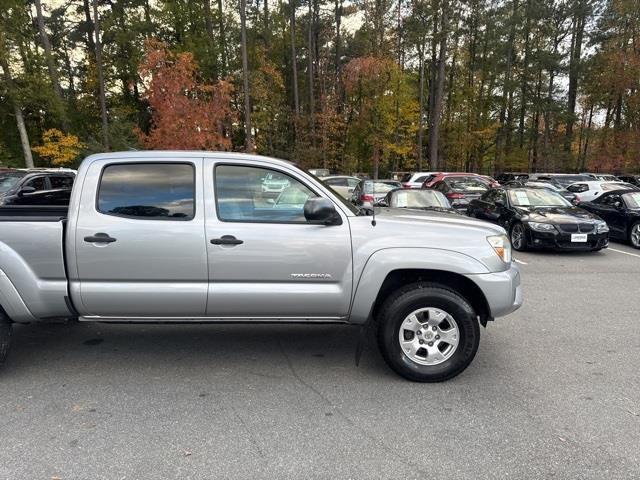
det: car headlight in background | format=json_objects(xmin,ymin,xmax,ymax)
[
  {"xmin": 487, "ymin": 234, "xmax": 512, "ymax": 263},
  {"xmin": 596, "ymin": 221, "xmax": 609, "ymax": 233},
  {"xmin": 528, "ymin": 221, "xmax": 557, "ymax": 233}
]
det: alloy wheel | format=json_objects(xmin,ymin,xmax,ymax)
[
  {"xmin": 631, "ymin": 223, "xmax": 640, "ymax": 248},
  {"xmin": 511, "ymin": 223, "xmax": 525, "ymax": 251},
  {"xmin": 398, "ymin": 307, "xmax": 459, "ymax": 366}
]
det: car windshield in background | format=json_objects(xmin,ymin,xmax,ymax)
[
  {"xmin": 400, "ymin": 173, "xmax": 413, "ymax": 182},
  {"xmin": 304, "ymin": 169, "xmax": 360, "ymax": 214},
  {"xmin": 526, "ymin": 181, "xmax": 563, "ymax": 192},
  {"xmin": 445, "ymin": 178, "xmax": 488, "ymax": 192},
  {"xmin": 363, "ymin": 181, "xmax": 401, "ymax": 193},
  {"xmin": 624, "ymin": 192, "xmax": 640, "ymax": 208},
  {"xmin": 551, "ymin": 175, "xmax": 592, "ymax": 186},
  {"xmin": 0, "ymin": 173, "xmax": 25, "ymax": 193},
  {"xmin": 389, "ymin": 189, "xmax": 450, "ymax": 208},
  {"xmin": 508, "ymin": 188, "xmax": 571, "ymax": 207},
  {"xmin": 602, "ymin": 182, "xmax": 632, "ymax": 192}
]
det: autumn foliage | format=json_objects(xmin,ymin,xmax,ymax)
[
  {"xmin": 32, "ymin": 129, "xmax": 84, "ymax": 166},
  {"xmin": 136, "ymin": 40, "xmax": 234, "ymax": 150}
]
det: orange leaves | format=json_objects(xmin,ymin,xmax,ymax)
[
  {"xmin": 32, "ymin": 129, "xmax": 84, "ymax": 166},
  {"xmin": 136, "ymin": 40, "xmax": 234, "ymax": 151}
]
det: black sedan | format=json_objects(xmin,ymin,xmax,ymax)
[
  {"xmin": 467, "ymin": 187, "xmax": 609, "ymax": 252},
  {"xmin": 378, "ymin": 188, "xmax": 457, "ymax": 213},
  {"xmin": 579, "ymin": 190, "xmax": 640, "ymax": 249}
]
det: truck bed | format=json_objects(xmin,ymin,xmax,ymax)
[{"xmin": 0, "ymin": 205, "xmax": 68, "ymax": 221}]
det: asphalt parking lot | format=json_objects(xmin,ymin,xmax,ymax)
[{"xmin": 1, "ymin": 243, "xmax": 639, "ymax": 479}]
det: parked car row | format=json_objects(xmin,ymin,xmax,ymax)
[
  {"xmin": 320, "ymin": 169, "xmax": 640, "ymax": 252},
  {"xmin": 0, "ymin": 168, "xmax": 75, "ymax": 206}
]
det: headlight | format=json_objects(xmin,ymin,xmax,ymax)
[
  {"xmin": 487, "ymin": 234, "xmax": 511, "ymax": 263},
  {"xmin": 528, "ymin": 221, "xmax": 557, "ymax": 233},
  {"xmin": 596, "ymin": 221, "xmax": 609, "ymax": 233}
]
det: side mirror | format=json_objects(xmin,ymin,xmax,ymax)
[
  {"xmin": 18, "ymin": 186, "xmax": 36, "ymax": 196},
  {"xmin": 304, "ymin": 197, "xmax": 342, "ymax": 226}
]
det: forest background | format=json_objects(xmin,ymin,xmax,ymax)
[{"xmin": 1, "ymin": 0, "xmax": 639, "ymax": 177}]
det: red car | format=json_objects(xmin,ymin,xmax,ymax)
[{"xmin": 422, "ymin": 172, "xmax": 500, "ymax": 189}]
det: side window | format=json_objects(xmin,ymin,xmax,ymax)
[
  {"xmin": 98, "ymin": 163, "xmax": 195, "ymax": 220},
  {"xmin": 50, "ymin": 175, "xmax": 74, "ymax": 189},
  {"xmin": 215, "ymin": 165, "xmax": 317, "ymax": 223},
  {"xmin": 481, "ymin": 190, "xmax": 495, "ymax": 202},
  {"xmin": 415, "ymin": 175, "xmax": 428, "ymax": 183},
  {"xmin": 25, "ymin": 177, "xmax": 47, "ymax": 191},
  {"xmin": 347, "ymin": 178, "xmax": 360, "ymax": 188}
]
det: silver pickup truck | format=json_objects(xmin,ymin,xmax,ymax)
[{"xmin": 0, "ymin": 152, "xmax": 522, "ymax": 381}]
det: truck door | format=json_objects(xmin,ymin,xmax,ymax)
[
  {"xmin": 204, "ymin": 161, "xmax": 353, "ymax": 319},
  {"xmin": 71, "ymin": 158, "xmax": 208, "ymax": 318}
]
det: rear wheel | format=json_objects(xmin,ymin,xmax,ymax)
[
  {"xmin": 0, "ymin": 312, "xmax": 12, "ymax": 367},
  {"xmin": 629, "ymin": 222, "xmax": 640, "ymax": 249},
  {"xmin": 377, "ymin": 283, "xmax": 480, "ymax": 382},
  {"xmin": 510, "ymin": 222, "xmax": 527, "ymax": 251}
]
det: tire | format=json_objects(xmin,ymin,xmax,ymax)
[
  {"xmin": 629, "ymin": 221, "xmax": 640, "ymax": 249},
  {"xmin": 0, "ymin": 312, "xmax": 12, "ymax": 368},
  {"xmin": 377, "ymin": 282, "xmax": 480, "ymax": 382},
  {"xmin": 510, "ymin": 222, "xmax": 528, "ymax": 252}
]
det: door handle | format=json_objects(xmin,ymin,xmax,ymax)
[
  {"xmin": 210, "ymin": 235, "xmax": 243, "ymax": 245},
  {"xmin": 84, "ymin": 232, "xmax": 117, "ymax": 243}
]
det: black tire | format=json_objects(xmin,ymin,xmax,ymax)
[
  {"xmin": 510, "ymin": 222, "xmax": 528, "ymax": 252},
  {"xmin": 0, "ymin": 312, "xmax": 12, "ymax": 368},
  {"xmin": 629, "ymin": 221, "xmax": 640, "ymax": 249},
  {"xmin": 376, "ymin": 282, "xmax": 480, "ymax": 382}
]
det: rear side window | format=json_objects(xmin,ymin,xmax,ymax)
[
  {"xmin": 98, "ymin": 163, "xmax": 195, "ymax": 220},
  {"xmin": 325, "ymin": 177, "xmax": 347, "ymax": 187},
  {"xmin": 50, "ymin": 175, "xmax": 74, "ymax": 189},
  {"xmin": 25, "ymin": 177, "xmax": 47, "ymax": 191}
]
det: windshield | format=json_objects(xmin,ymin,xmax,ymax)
[
  {"xmin": 364, "ymin": 181, "xmax": 401, "ymax": 193},
  {"xmin": 401, "ymin": 173, "xmax": 412, "ymax": 182},
  {"xmin": 624, "ymin": 192, "xmax": 640, "ymax": 208},
  {"xmin": 508, "ymin": 188, "xmax": 571, "ymax": 207},
  {"xmin": 552, "ymin": 175, "xmax": 592, "ymax": 186},
  {"xmin": 445, "ymin": 177, "xmax": 488, "ymax": 192},
  {"xmin": 304, "ymin": 169, "xmax": 360, "ymax": 214},
  {"xmin": 602, "ymin": 182, "xmax": 632, "ymax": 192},
  {"xmin": 388, "ymin": 189, "xmax": 451, "ymax": 208},
  {"xmin": 526, "ymin": 182, "xmax": 562, "ymax": 192},
  {"xmin": 0, "ymin": 173, "xmax": 25, "ymax": 193}
]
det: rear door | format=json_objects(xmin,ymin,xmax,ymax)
[
  {"xmin": 71, "ymin": 158, "xmax": 208, "ymax": 318},
  {"xmin": 204, "ymin": 160, "xmax": 353, "ymax": 319}
]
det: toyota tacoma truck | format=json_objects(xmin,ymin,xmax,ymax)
[{"xmin": 0, "ymin": 152, "xmax": 522, "ymax": 382}]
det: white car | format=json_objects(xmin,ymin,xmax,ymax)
[
  {"xmin": 401, "ymin": 172, "xmax": 436, "ymax": 189},
  {"xmin": 580, "ymin": 173, "xmax": 622, "ymax": 182},
  {"xmin": 567, "ymin": 181, "xmax": 637, "ymax": 202},
  {"xmin": 320, "ymin": 175, "xmax": 361, "ymax": 199}
]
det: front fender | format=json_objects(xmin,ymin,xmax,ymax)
[{"xmin": 348, "ymin": 247, "xmax": 491, "ymax": 324}]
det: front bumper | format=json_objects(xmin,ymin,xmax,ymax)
[
  {"xmin": 525, "ymin": 228, "xmax": 608, "ymax": 251},
  {"xmin": 466, "ymin": 264, "xmax": 522, "ymax": 319}
]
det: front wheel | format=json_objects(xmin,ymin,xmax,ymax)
[
  {"xmin": 510, "ymin": 222, "xmax": 527, "ymax": 251},
  {"xmin": 377, "ymin": 283, "xmax": 480, "ymax": 382},
  {"xmin": 629, "ymin": 221, "xmax": 640, "ymax": 249}
]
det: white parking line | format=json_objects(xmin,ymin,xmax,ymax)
[
  {"xmin": 608, "ymin": 247, "xmax": 640, "ymax": 259},
  {"xmin": 513, "ymin": 258, "xmax": 528, "ymax": 265}
]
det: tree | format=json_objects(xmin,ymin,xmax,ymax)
[
  {"xmin": 33, "ymin": 128, "xmax": 84, "ymax": 166},
  {"xmin": 136, "ymin": 40, "xmax": 234, "ymax": 150},
  {"xmin": 92, "ymin": 0, "xmax": 109, "ymax": 150},
  {"xmin": 240, "ymin": 0, "xmax": 254, "ymax": 151}
]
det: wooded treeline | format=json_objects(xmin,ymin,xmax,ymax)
[{"xmin": 1, "ymin": 0, "xmax": 639, "ymax": 176}]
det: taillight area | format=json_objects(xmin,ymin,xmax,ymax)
[
  {"xmin": 361, "ymin": 194, "xmax": 375, "ymax": 202},
  {"xmin": 402, "ymin": 183, "xmax": 412, "ymax": 189},
  {"xmin": 573, "ymin": 194, "xmax": 581, "ymax": 204},
  {"xmin": 446, "ymin": 192, "xmax": 465, "ymax": 199}
]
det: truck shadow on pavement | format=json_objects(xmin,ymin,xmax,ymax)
[{"xmin": 4, "ymin": 321, "xmax": 406, "ymax": 381}]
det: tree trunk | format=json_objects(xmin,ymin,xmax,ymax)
[
  {"xmin": 290, "ymin": 0, "xmax": 300, "ymax": 115},
  {"xmin": 82, "ymin": 0, "xmax": 96, "ymax": 53},
  {"xmin": 417, "ymin": 49, "xmax": 425, "ymax": 171},
  {"xmin": 92, "ymin": 0, "xmax": 109, "ymax": 150},
  {"xmin": 34, "ymin": 0, "xmax": 69, "ymax": 130},
  {"xmin": 495, "ymin": 0, "xmax": 518, "ymax": 173},
  {"xmin": 203, "ymin": 0, "xmax": 217, "ymax": 79},
  {"xmin": 0, "ymin": 56, "xmax": 34, "ymax": 168},
  {"xmin": 334, "ymin": 0, "xmax": 342, "ymax": 96},
  {"xmin": 428, "ymin": 0, "xmax": 448, "ymax": 171},
  {"xmin": 565, "ymin": 2, "xmax": 587, "ymax": 155},
  {"xmin": 518, "ymin": 0, "xmax": 532, "ymax": 148},
  {"xmin": 307, "ymin": 0, "xmax": 315, "ymax": 142},
  {"xmin": 240, "ymin": 0, "xmax": 254, "ymax": 151},
  {"xmin": 217, "ymin": 0, "xmax": 227, "ymax": 77}
]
